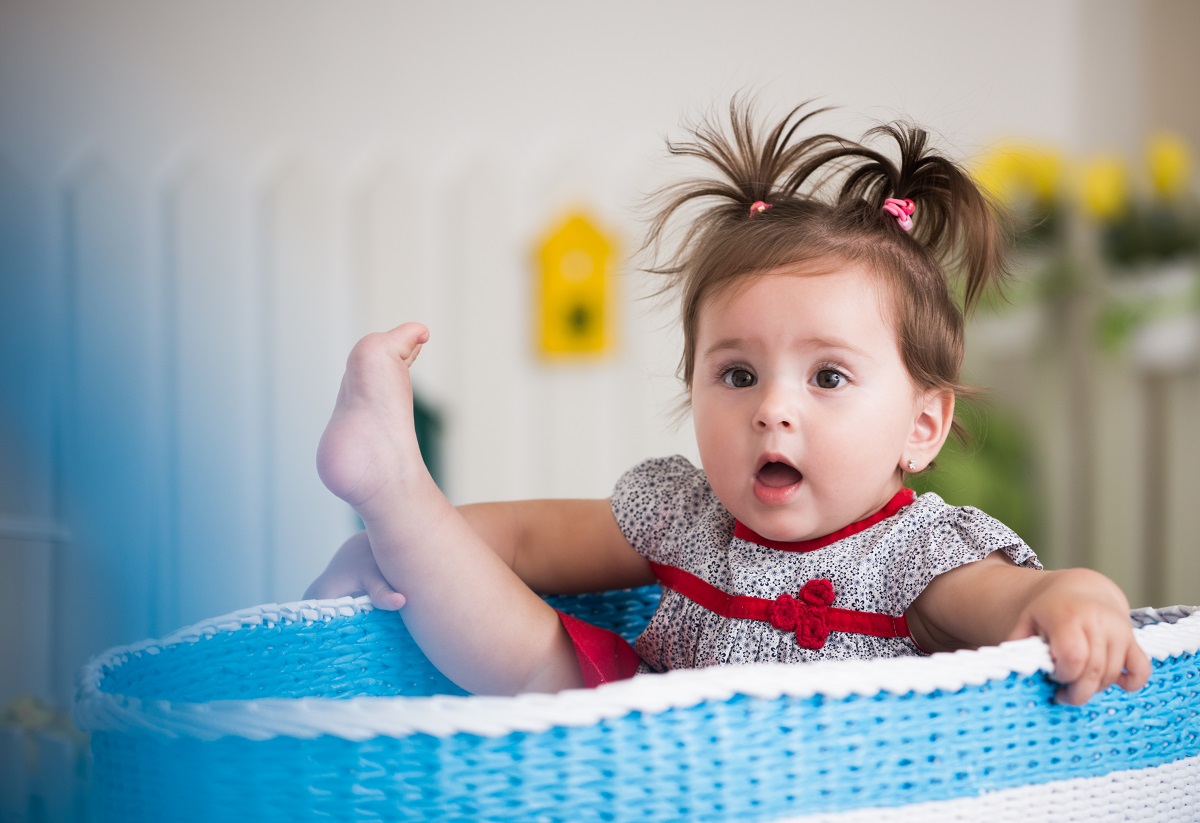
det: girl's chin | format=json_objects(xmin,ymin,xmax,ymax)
[{"xmin": 740, "ymin": 508, "xmax": 822, "ymax": 543}]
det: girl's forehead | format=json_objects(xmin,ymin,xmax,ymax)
[
  {"xmin": 703, "ymin": 256, "xmax": 877, "ymax": 300},
  {"xmin": 700, "ymin": 263, "xmax": 890, "ymax": 316},
  {"xmin": 694, "ymin": 265, "xmax": 901, "ymax": 348}
]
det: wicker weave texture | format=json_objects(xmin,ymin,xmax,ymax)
[{"xmin": 76, "ymin": 589, "xmax": 1200, "ymax": 822}]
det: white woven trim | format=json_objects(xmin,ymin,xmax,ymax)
[
  {"xmin": 776, "ymin": 752, "xmax": 1200, "ymax": 822},
  {"xmin": 74, "ymin": 599, "xmax": 1200, "ymax": 741}
]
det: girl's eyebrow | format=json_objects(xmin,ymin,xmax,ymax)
[
  {"xmin": 702, "ymin": 336, "xmax": 872, "ymax": 359},
  {"xmin": 810, "ymin": 337, "xmax": 872, "ymax": 359},
  {"xmin": 702, "ymin": 338, "xmax": 745, "ymax": 358}
]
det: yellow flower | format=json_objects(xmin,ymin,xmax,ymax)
[
  {"xmin": 1146, "ymin": 132, "xmax": 1193, "ymax": 200},
  {"xmin": 1026, "ymin": 149, "xmax": 1065, "ymax": 204},
  {"xmin": 1079, "ymin": 155, "xmax": 1129, "ymax": 220},
  {"xmin": 973, "ymin": 144, "xmax": 1063, "ymax": 207},
  {"xmin": 972, "ymin": 147, "xmax": 1021, "ymax": 205}
]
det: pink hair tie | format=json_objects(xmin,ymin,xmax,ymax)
[
  {"xmin": 749, "ymin": 200, "xmax": 772, "ymax": 217},
  {"xmin": 882, "ymin": 198, "xmax": 915, "ymax": 232}
]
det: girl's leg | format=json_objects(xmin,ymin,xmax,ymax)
[{"xmin": 317, "ymin": 323, "xmax": 584, "ymax": 695}]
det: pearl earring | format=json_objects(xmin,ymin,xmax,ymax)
[{"xmin": 907, "ymin": 459, "xmax": 917, "ymax": 471}]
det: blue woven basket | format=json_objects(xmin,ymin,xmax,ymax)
[{"xmin": 75, "ymin": 589, "xmax": 1200, "ymax": 822}]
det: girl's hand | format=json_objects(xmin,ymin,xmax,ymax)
[
  {"xmin": 303, "ymin": 530, "xmax": 407, "ymax": 610},
  {"xmin": 909, "ymin": 557, "xmax": 1151, "ymax": 706},
  {"xmin": 1007, "ymin": 568, "xmax": 1151, "ymax": 706}
]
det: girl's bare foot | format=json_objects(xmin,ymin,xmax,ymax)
[{"xmin": 316, "ymin": 323, "xmax": 433, "ymax": 520}]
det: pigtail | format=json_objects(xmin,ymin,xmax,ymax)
[
  {"xmin": 643, "ymin": 99, "xmax": 852, "ymax": 279},
  {"xmin": 836, "ymin": 123, "xmax": 1011, "ymax": 311}
]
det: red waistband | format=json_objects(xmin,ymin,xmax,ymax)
[{"xmin": 649, "ymin": 562, "xmax": 910, "ymax": 650}]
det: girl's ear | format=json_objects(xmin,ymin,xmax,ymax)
[{"xmin": 902, "ymin": 389, "xmax": 955, "ymax": 473}]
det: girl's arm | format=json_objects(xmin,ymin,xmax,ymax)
[
  {"xmin": 905, "ymin": 553, "xmax": 1151, "ymax": 705},
  {"xmin": 458, "ymin": 499, "xmax": 655, "ymax": 593},
  {"xmin": 305, "ymin": 500, "xmax": 654, "ymax": 604}
]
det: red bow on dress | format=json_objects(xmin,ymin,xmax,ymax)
[{"xmin": 768, "ymin": 578, "xmax": 836, "ymax": 649}]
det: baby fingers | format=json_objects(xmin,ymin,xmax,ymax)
[
  {"xmin": 1050, "ymin": 625, "xmax": 1149, "ymax": 706},
  {"xmin": 368, "ymin": 581, "xmax": 407, "ymax": 611},
  {"xmin": 1116, "ymin": 640, "xmax": 1152, "ymax": 693},
  {"xmin": 1047, "ymin": 625, "xmax": 1098, "ymax": 705}
]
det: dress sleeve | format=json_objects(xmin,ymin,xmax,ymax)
[
  {"xmin": 891, "ymin": 497, "xmax": 1043, "ymax": 612},
  {"xmin": 610, "ymin": 455, "xmax": 709, "ymax": 560}
]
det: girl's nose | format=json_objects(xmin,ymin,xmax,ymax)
[{"xmin": 753, "ymin": 387, "xmax": 796, "ymax": 430}]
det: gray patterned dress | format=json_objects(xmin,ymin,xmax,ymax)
[{"xmin": 610, "ymin": 455, "xmax": 1043, "ymax": 672}]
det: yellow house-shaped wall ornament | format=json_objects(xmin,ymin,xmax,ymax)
[{"xmin": 535, "ymin": 211, "xmax": 616, "ymax": 357}]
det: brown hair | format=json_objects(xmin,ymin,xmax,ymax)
[{"xmin": 645, "ymin": 99, "xmax": 1011, "ymax": 437}]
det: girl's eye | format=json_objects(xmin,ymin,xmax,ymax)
[
  {"xmin": 722, "ymin": 367, "xmax": 756, "ymax": 388},
  {"xmin": 814, "ymin": 369, "xmax": 845, "ymax": 389}
]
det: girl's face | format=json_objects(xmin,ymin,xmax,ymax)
[{"xmin": 690, "ymin": 263, "xmax": 947, "ymax": 542}]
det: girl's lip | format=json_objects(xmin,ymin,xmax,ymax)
[
  {"xmin": 754, "ymin": 477, "xmax": 801, "ymax": 505},
  {"xmin": 754, "ymin": 453, "xmax": 798, "ymax": 474},
  {"xmin": 754, "ymin": 455, "xmax": 803, "ymax": 505}
]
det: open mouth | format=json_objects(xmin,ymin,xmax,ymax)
[
  {"xmin": 756, "ymin": 461, "xmax": 803, "ymax": 488},
  {"xmin": 758, "ymin": 465, "xmax": 806, "ymax": 489}
]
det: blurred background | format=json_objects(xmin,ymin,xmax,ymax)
[{"xmin": 1, "ymin": 0, "xmax": 1198, "ymax": 817}]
